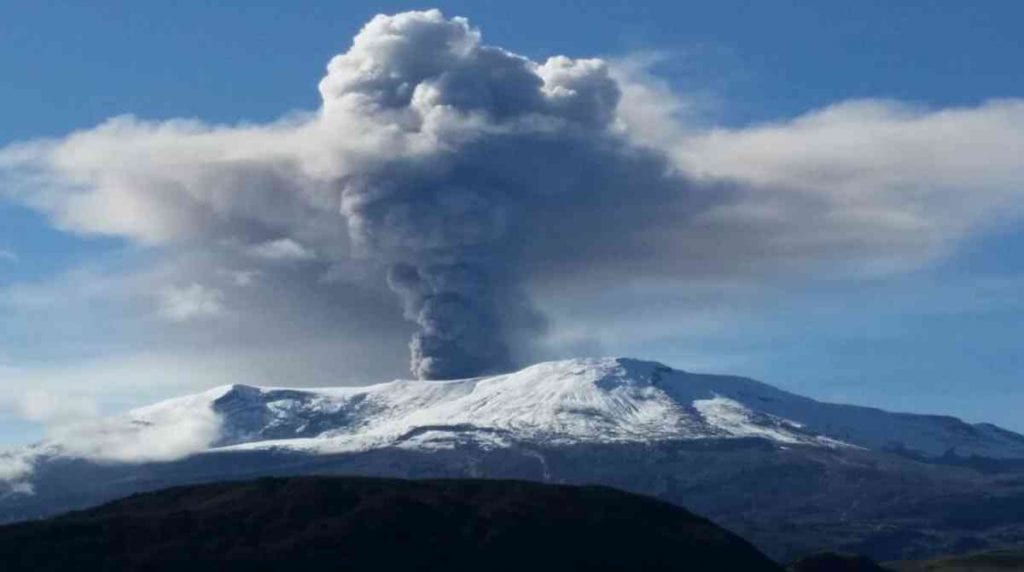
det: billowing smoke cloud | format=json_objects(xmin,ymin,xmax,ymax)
[
  {"xmin": 2, "ymin": 10, "xmax": 698, "ymax": 380},
  {"xmin": 314, "ymin": 12, "xmax": 682, "ymax": 377},
  {"xmin": 3, "ymin": 10, "xmax": 1024, "ymax": 384}
]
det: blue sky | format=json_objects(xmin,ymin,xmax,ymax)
[{"xmin": 1, "ymin": 1, "xmax": 1022, "ymax": 445}]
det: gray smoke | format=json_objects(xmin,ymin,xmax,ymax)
[
  {"xmin": 12, "ymin": 10, "xmax": 1011, "ymax": 383},
  {"xmin": 2, "ymin": 9, "xmax": 692, "ymax": 381},
  {"xmin": 338, "ymin": 155, "xmax": 551, "ymax": 378},
  {"xmin": 387, "ymin": 263, "xmax": 511, "ymax": 379},
  {"xmin": 0, "ymin": 10, "xmax": 706, "ymax": 380},
  {"xmin": 322, "ymin": 11, "xmax": 678, "ymax": 378}
]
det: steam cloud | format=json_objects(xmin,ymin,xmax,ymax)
[{"xmin": 4, "ymin": 10, "xmax": 1024, "ymax": 382}]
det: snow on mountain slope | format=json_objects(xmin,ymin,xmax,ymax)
[
  {"xmin": 130, "ymin": 358, "xmax": 852, "ymax": 455},
  {"xmin": 6, "ymin": 358, "xmax": 1024, "ymax": 483}
]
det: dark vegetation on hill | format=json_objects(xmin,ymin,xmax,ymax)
[{"xmin": 0, "ymin": 476, "xmax": 783, "ymax": 572}]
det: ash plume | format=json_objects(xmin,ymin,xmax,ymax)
[
  {"xmin": 7, "ymin": 10, "xmax": 1015, "ymax": 384},
  {"xmin": 0, "ymin": 10, "xmax": 702, "ymax": 380},
  {"xmin": 322, "ymin": 11, "xmax": 676, "ymax": 378}
]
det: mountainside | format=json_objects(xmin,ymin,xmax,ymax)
[
  {"xmin": 4, "ymin": 358, "xmax": 1024, "ymax": 561},
  {"xmin": 0, "ymin": 476, "xmax": 782, "ymax": 572}
]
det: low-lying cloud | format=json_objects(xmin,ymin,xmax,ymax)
[{"xmin": 0, "ymin": 390, "xmax": 222, "ymax": 491}]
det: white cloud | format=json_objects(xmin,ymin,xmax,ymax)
[
  {"xmin": 246, "ymin": 238, "xmax": 315, "ymax": 260},
  {"xmin": 45, "ymin": 393, "xmax": 221, "ymax": 464},
  {"xmin": 0, "ymin": 339, "xmax": 411, "ymax": 482},
  {"xmin": 0, "ymin": 248, "xmax": 17, "ymax": 262},
  {"xmin": 666, "ymin": 98, "xmax": 1024, "ymax": 275},
  {"xmin": 0, "ymin": 452, "xmax": 33, "ymax": 484},
  {"xmin": 158, "ymin": 283, "xmax": 225, "ymax": 322},
  {"xmin": 0, "ymin": 383, "xmax": 222, "ymax": 486}
]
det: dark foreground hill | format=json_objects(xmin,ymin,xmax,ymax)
[{"xmin": 0, "ymin": 476, "xmax": 782, "ymax": 572}]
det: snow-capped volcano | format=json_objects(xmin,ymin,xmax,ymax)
[
  {"xmin": 203, "ymin": 357, "xmax": 1024, "ymax": 458},
  {"xmin": 209, "ymin": 357, "xmax": 845, "ymax": 454},
  {"xmin": 13, "ymin": 358, "xmax": 1024, "ymax": 473},
  {"xmin": 5, "ymin": 358, "xmax": 1024, "ymax": 561}
]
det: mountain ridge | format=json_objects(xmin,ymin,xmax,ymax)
[{"xmin": 10, "ymin": 357, "xmax": 1021, "ymax": 472}]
